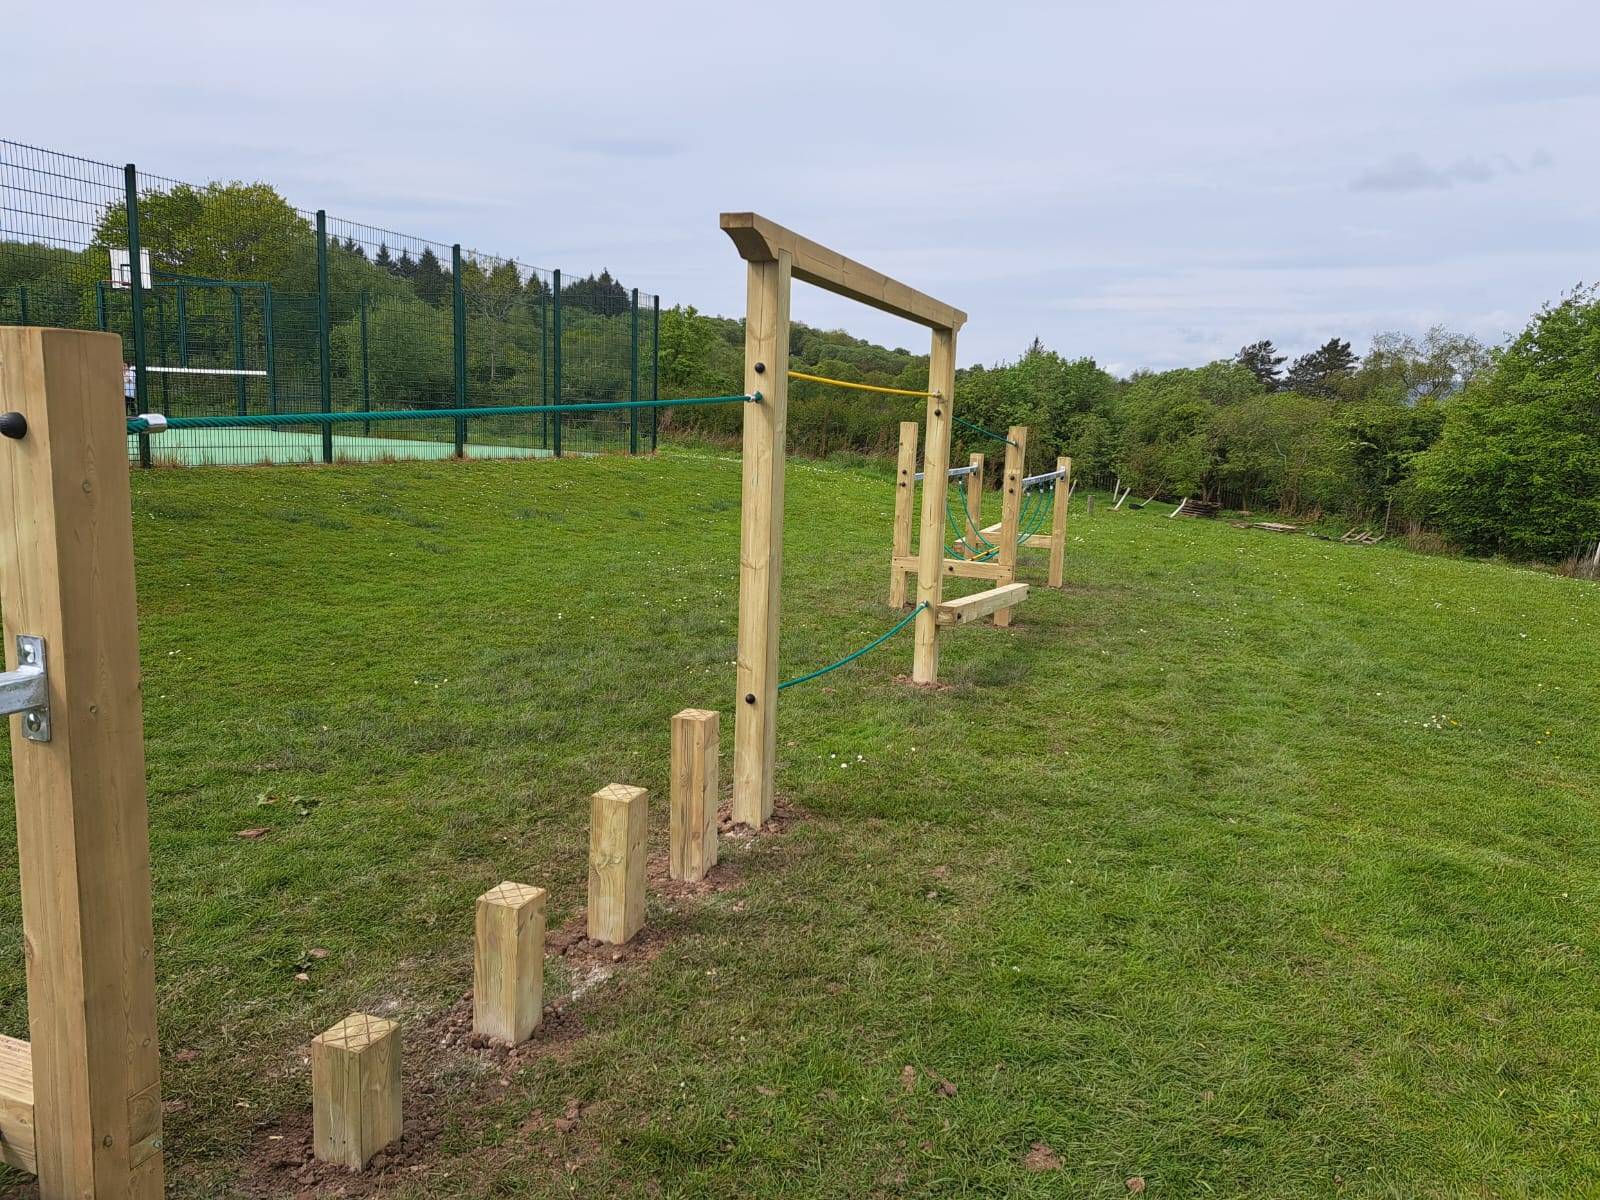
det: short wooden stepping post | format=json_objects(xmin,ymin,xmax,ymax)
[
  {"xmin": 670, "ymin": 709, "xmax": 720, "ymax": 882},
  {"xmin": 312, "ymin": 1012, "xmax": 402, "ymax": 1171},
  {"xmin": 473, "ymin": 882, "xmax": 546, "ymax": 1045},
  {"xmin": 588, "ymin": 784, "xmax": 648, "ymax": 944}
]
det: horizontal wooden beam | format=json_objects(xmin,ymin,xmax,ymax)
[
  {"xmin": 0, "ymin": 1035, "xmax": 35, "ymax": 1175},
  {"xmin": 936, "ymin": 582, "xmax": 1030, "ymax": 626},
  {"xmin": 893, "ymin": 554, "xmax": 1010, "ymax": 581},
  {"xmin": 720, "ymin": 213, "xmax": 966, "ymax": 332}
]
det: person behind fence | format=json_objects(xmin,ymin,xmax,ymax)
[{"xmin": 124, "ymin": 363, "xmax": 137, "ymax": 415}]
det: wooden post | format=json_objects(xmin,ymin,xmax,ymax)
[
  {"xmin": 963, "ymin": 452, "xmax": 984, "ymax": 557},
  {"xmin": 888, "ymin": 421, "xmax": 918, "ymax": 607},
  {"xmin": 0, "ymin": 328, "xmax": 163, "ymax": 1197},
  {"xmin": 732, "ymin": 251, "xmax": 791, "ymax": 827},
  {"xmin": 912, "ymin": 328, "xmax": 957, "ymax": 684},
  {"xmin": 1049, "ymin": 456, "xmax": 1071, "ymax": 589},
  {"xmin": 588, "ymin": 784, "xmax": 648, "ymax": 944},
  {"xmin": 311, "ymin": 1013, "xmax": 402, "ymax": 1171},
  {"xmin": 670, "ymin": 709, "xmax": 719, "ymax": 883},
  {"xmin": 994, "ymin": 425, "xmax": 1029, "ymax": 628},
  {"xmin": 473, "ymin": 882, "xmax": 546, "ymax": 1045}
]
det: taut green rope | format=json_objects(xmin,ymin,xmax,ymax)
[
  {"xmin": 951, "ymin": 413, "xmax": 1016, "ymax": 447},
  {"xmin": 778, "ymin": 602, "xmax": 929, "ymax": 692}
]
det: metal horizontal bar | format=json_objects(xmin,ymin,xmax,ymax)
[
  {"xmin": 914, "ymin": 464, "xmax": 977, "ymax": 482},
  {"xmin": 1022, "ymin": 468, "xmax": 1067, "ymax": 489},
  {"xmin": 145, "ymin": 366, "xmax": 268, "ymax": 377}
]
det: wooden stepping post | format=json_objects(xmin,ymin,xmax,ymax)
[
  {"xmin": 312, "ymin": 1013, "xmax": 401, "ymax": 1170},
  {"xmin": 473, "ymin": 882, "xmax": 546, "ymax": 1045},
  {"xmin": 670, "ymin": 709, "xmax": 720, "ymax": 883},
  {"xmin": 588, "ymin": 784, "xmax": 648, "ymax": 944}
]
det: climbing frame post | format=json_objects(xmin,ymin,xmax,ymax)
[
  {"xmin": 588, "ymin": 784, "xmax": 648, "ymax": 944},
  {"xmin": 912, "ymin": 328, "xmax": 958, "ymax": 683},
  {"xmin": 962, "ymin": 452, "xmax": 984, "ymax": 557},
  {"xmin": 1049, "ymin": 456, "xmax": 1071, "ymax": 589},
  {"xmin": 670, "ymin": 709, "xmax": 720, "ymax": 882},
  {"xmin": 888, "ymin": 421, "xmax": 918, "ymax": 607},
  {"xmin": 994, "ymin": 425, "xmax": 1029, "ymax": 628},
  {"xmin": 0, "ymin": 327, "xmax": 163, "ymax": 1197},
  {"xmin": 473, "ymin": 882, "xmax": 546, "ymax": 1045},
  {"xmin": 731, "ymin": 251, "xmax": 791, "ymax": 828}
]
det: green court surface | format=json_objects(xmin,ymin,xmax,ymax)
[{"xmin": 129, "ymin": 426, "xmax": 553, "ymax": 467}]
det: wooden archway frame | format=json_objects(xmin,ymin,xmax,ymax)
[{"xmin": 720, "ymin": 213, "xmax": 968, "ymax": 827}]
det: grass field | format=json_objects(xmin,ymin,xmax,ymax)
[{"xmin": 1, "ymin": 449, "xmax": 1597, "ymax": 1198}]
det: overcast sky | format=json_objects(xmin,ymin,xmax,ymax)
[{"xmin": 12, "ymin": 0, "xmax": 1597, "ymax": 372}]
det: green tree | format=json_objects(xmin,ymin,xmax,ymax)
[
  {"xmin": 1411, "ymin": 288, "xmax": 1600, "ymax": 559},
  {"xmin": 1285, "ymin": 337, "xmax": 1358, "ymax": 397},
  {"xmin": 92, "ymin": 181, "xmax": 310, "ymax": 286},
  {"xmin": 1235, "ymin": 340, "xmax": 1287, "ymax": 391},
  {"xmin": 411, "ymin": 248, "xmax": 449, "ymax": 307}
]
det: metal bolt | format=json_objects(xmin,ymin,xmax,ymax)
[
  {"xmin": 744, "ymin": 693, "xmax": 756, "ymax": 705},
  {"xmin": 25, "ymin": 714, "xmax": 41, "ymax": 732},
  {"xmin": 0, "ymin": 412, "xmax": 26, "ymax": 440},
  {"xmin": 753, "ymin": 362, "xmax": 766, "ymax": 374}
]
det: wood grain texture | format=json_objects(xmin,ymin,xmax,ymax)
[
  {"xmin": 588, "ymin": 784, "xmax": 648, "ymax": 943},
  {"xmin": 0, "ymin": 328, "xmax": 163, "ymax": 1197},
  {"xmin": 473, "ymin": 882, "xmax": 546, "ymax": 1045},
  {"xmin": 670, "ymin": 709, "xmax": 719, "ymax": 883},
  {"xmin": 0, "ymin": 1035, "xmax": 35, "ymax": 1174},
  {"xmin": 888, "ymin": 422, "xmax": 918, "ymax": 607},
  {"xmin": 937, "ymin": 583, "xmax": 1030, "ymax": 626},
  {"xmin": 913, "ymin": 328, "xmax": 958, "ymax": 683},
  {"xmin": 994, "ymin": 426, "xmax": 1029, "ymax": 628},
  {"xmin": 1049, "ymin": 456, "xmax": 1071, "ymax": 588},
  {"xmin": 312, "ymin": 1013, "xmax": 402, "ymax": 1170}
]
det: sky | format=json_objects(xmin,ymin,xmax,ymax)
[{"xmin": 10, "ymin": 0, "xmax": 1598, "ymax": 373}]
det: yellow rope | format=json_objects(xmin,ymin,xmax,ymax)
[{"xmin": 788, "ymin": 370, "xmax": 935, "ymax": 399}]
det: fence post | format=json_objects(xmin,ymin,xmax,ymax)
[
  {"xmin": 315, "ymin": 210, "xmax": 333, "ymax": 463},
  {"xmin": 175, "ymin": 282, "xmax": 188, "ymax": 367},
  {"xmin": 651, "ymin": 295, "xmax": 660, "ymax": 452},
  {"xmin": 629, "ymin": 287, "xmax": 640, "ymax": 455},
  {"xmin": 94, "ymin": 281, "xmax": 108, "ymax": 333},
  {"xmin": 263, "ymin": 285, "xmax": 279, "ymax": 416},
  {"xmin": 0, "ymin": 327, "xmax": 166, "ymax": 1197},
  {"xmin": 124, "ymin": 164, "xmax": 152, "ymax": 468},
  {"xmin": 451, "ymin": 245, "xmax": 467, "ymax": 457},
  {"xmin": 552, "ymin": 269, "xmax": 562, "ymax": 457},
  {"xmin": 232, "ymin": 288, "xmax": 247, "ymax": 416},
  {"xmin": 538, "ymin": 276, "xmax": 549, "ymax": 447},
  {"xmin": 912, "ymin": 328, "xmax": 958, "ymax": 684}
]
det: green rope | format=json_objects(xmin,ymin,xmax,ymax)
[
  {"xmin": 944, "ymin": 485, "xmax": 996, "ymax": 556},
  {"xmin": 778, "ymin": 602, "xmax": 929, "ymax": 692},
  {"xmin": 1018, "ymin": 486, "xmax": 1054, "ymax": 544},
  {"xmin": 127, "ymin": 394, "xmax": 755, "ymax": 434},
  {"xmin": 951, "ymin": 413, "xmax": 1016, "ymax": 447}
]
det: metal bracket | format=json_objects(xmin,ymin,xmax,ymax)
[{"xmin": 0, "ymin": 635, "xmax": 50, "ymax": 743}]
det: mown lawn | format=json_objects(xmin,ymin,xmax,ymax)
[{"xmin": 2, "ymin": 448, "xmax": 1598, "ymax": 1198}]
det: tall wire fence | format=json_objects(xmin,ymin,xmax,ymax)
[{"xmin": 0, "ymin": 140, "xmax": 661, "ymax": 466}]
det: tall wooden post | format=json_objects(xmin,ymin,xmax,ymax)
[
  {"xmin": 963, "ymin": 452, "xmax": 984, "ymax": 557},
  {"xmin": 1049, "ymin": 456, "xmax": 1071, "ymax": 589},
  {"xmin": 0, "ymin": 328, "xmax": 164, "ymax": 1197},
  {"xmin": 994, "ymin": 425, "xmax": 1029, "ymax": 629},
  {"xmin": 888, "ymin": 421, "xmax": 918, "ymax": 607},
  {"xmin": 912, "ymin": 328, "xmax": 957, "ymax": 684},
  {"xmin": 732, "ymin": 251, "xmax": 791, "ymax": 827}
]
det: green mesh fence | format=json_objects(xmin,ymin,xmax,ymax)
[{"xmin": 0, "ymin": 140, "xmax": 663, "ymax": 466}]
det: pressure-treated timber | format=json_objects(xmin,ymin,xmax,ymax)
[
  {"xmin": 0, "ymin": 327, "xmax": 163, "ymax": 1197},
  {"xmin": 670, "ymin": 709, "xmax": 719, "ymax": 882},
  {"xmin": 473, "ymin": 882, "xmax": 546, "ymax": 1045},
  {"xmin": 994, "ymin": 426, "xmax": 1029, "ymax": 628},
  {"xmin": 961, "ymin": 452, "xmax": 984, "ymax": 557},
  {"xmin": 912, "ymin": 328, "xmax": 959, "ymax": 683},
  {"xmin": 888, "ymin": 422, "xmax": 918, "ymax": 607},
  {"xmin": 0, "ymin": 1035, "xmax": 35, "ymax": 1175},
  {"xmin": 893, "ymin": 555, "xmax": 1010, "ymax": 581},
  {"xmin": 721, "ymin": 213, "xmax": 966, "ymax": 331},
  {"xmin": 1049, "ymin": 456, "xmax": 1071, "ymax": 588},
  {"xmin": 731, "ymin": 251, "xmax": 790, "ymax": 827},
  {"xmin": 588, "ymin": 784, "xmax": 648, "ymax": 944},
  {"xmin": 937, "ymin": 582, "xmax": 1031, "ymax": 626},
  {"xmin": 311, "ymin": 1013, "xmax": 402, "ymax": 1170}
]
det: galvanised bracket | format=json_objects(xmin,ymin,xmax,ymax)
[{"xmin": 0, "ymin": 635, "xmax": 50, "ymax": 742}]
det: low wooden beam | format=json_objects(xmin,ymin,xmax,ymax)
[
  {"xmin": 937, "ymin": 583, "xmax": 1030, "ymax": 626},
  {"xmin": 720, "ymin": 213, "xmax": 966, "ymax": 331},
  {"xmin": 0, "ymin": 1035, "xmax": 35, "ymax": 1175},
  {"xmin": 473, "ymin": 882, "xmax": 546, "ymax": 1046},
  {"xmin": 670, "ymin": 709, "xmax": 720, "ymax": 883},
  {"xmin": 588, "ymin": 784, "xmax": 648, "ymax": 944},
  {"xmin": 312, "ymin": 1013, "xmax": 402, "ymax": 1171},
  {"xmin": 893, "ymin": 554, "xmax": 1010, "ymax": 581}
]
